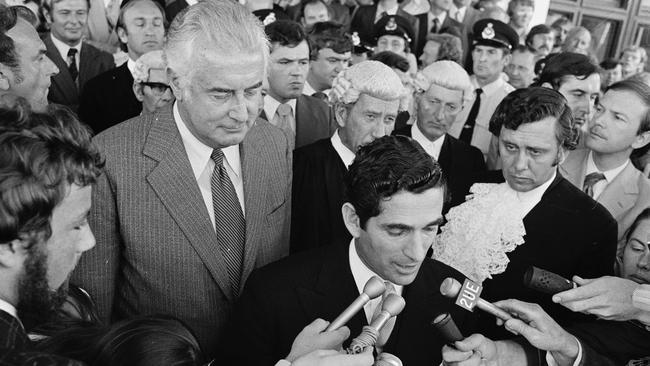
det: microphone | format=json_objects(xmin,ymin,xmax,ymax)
[
  {"xmin": 523, "ymin": 266, "xmax": 577, "ymax": 295},
  {"xmin": 432, "ymin": 312, "xmax": 463, "ymax": 344},
  {"xmin": 375, "ymin": 352, "xmax": 402, "ymax": 366},
  {"xmin": 326, "ymin": 276, "xmax": 386, "ymax": 331},
  {"xmin": 440, "ymin": 277, "xmax": 513, "ymax": 321},
  {"xmin": 348, "ymin": 293, "xmax": 406, "ymax": 354}
]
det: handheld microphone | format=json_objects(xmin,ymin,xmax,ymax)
[
  {"xmin": 348, "ymin": 293, "xmax": 406, "ymax": 354},
  {"xmin": 432, "ymin": 313, "xmax": 463, "ymax": 344},
  {"xmin": 523, "ymin": 266, "xmax": 577, "ymax": 295},
  {"xmin": 440, "ymin": 277, "xmax": 513, "ymax": 321},
  {"xmin": 374, "ymin": 352, "xmax": 403, "ymax": 366},
  {"xmin": 327, "ymin": 276, "xmax": 386, "ymax": 331}
]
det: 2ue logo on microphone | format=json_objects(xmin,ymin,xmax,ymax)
[{"xmin": 455, "ymin": 278, "xmax": 483, "ymax": 312}]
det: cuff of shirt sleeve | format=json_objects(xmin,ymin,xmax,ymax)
[
  {"xmin": 632, "ymin": 284, "xmax": 650, "ymax": 326},
  {"xmin": 545, "ymin": 336, "xmax": 582, "ymax": 366},
  {"xmin": 275, "ymin": 360, "xmax": 292, "ymax": 366}
]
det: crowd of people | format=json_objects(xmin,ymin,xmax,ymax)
[{"xmin": 1, "ymin": 0, "xmax": 650, "ymax": 364}]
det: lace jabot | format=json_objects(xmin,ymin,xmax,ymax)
[{"xmin": 433, "ymin": 183, "xmax": 527, "ymax": 283}]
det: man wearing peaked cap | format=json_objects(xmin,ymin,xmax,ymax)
[
  {"xmin": 373, "ymin": 15, "xmax": 416, "ymax": 55},
  {"xmin": 448, "ymin": 18, "xmax": 517, "ymax": 167}
]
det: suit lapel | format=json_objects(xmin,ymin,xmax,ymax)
[
  {"xmin": 44, "ymin": 35, "xmax": 78, "ymax": 103},
  {"xmin": 438, "ymin": 134, "xmax": 452, "ymax": 174},
  {"xmin": 143, "ymin": 107, "xmax": 235, "ymax": 301},
  {"xmin": 324, "ymin": 141, "xmax": 347, "ymax": 221},
  {"xmin": 598, "ymin": 163, "xmax": 639, "ymax": 219},
  {"xmin": 0, "ymin": 310, "xmax": 29, "ymax": 350},
  {"xmin": 79, "ymin": 43, "xmax": 97, "ymax": 88}
]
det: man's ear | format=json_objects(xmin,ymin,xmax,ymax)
[
  {"xmin": 117, "ymin": 26, "xmax": 128, "ymax": 45},
  {"xmin": 632, "ymin": 130, "xmax": 650, "ymax": 150},
  {"xmin": 132, "ymin": 82, "xmax": 144, "ymax": 102},
  {"xmin": 42, "ymin": 8, "xmax": 52, "ymax": 24},
  {"xmin": 502, "ymin": 53, "xmax": 512, "ymax": 67},
  {"xmin": 334, "ymin": 103, "xmax": 348, "ymax": 128},
  {"xmin": 167, "ymin": 68, "xmax": 183, "ymax": 100},
  {"xmin": 342, "ymin": 202, "xmax": 361, "ymax": 238},
  {"xmin": 556, "ymin": 148, "xmax": 568, "ymax": 166},
  {"xmin": 0, "ymin": 64, "xmax": 13, "ymax": 91},
  {"xmin": 0, "ymin": 239, "xmax": 29, "ymax": 269}
]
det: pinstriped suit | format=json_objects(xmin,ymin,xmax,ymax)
[{"xmin": 71, "ymin": 105, "xmax": 292, "ymax": 357}]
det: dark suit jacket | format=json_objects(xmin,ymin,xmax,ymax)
[
  {"xmin": 224, "ymin": 243, "xmax": 477, "ymax": 366},
  {"xmin": 261, "ymin": 94, "xmax": 337, "ymax": 149},
  {"xmin": 291, "ymin": 137, "xmax": 351, "ymax": 253},
  {"xmin": 350, "ymin": 5, "xmax": 419, "ymax": 52},
  {"xmin": 79, "ymin": 62, "xmax": 142, "ymax": 134},
  {"xmin": 0, "ymin": 310, "xmax": 28, "ymax": 351},
  {"xmin": 165, "ymin": 0, "xmax": 187, "ymax": 23},
  {"xmin": 393, "ymin": 127, "xmax": 486, "ymax": 213},
  {"xmin": 570, "ymin": 320, "xmax": 650, "ymax": 365},
  {"xmin": 44, "ymin": 35, "xmax": 114, "ymax": 113},
  {"xmin": 414, "ymin": 12, "xmax": 463, "ymax": 57},
  {"xmin": 478, "ymin": 174, "xmax": 618, "ymax": 339},
  {"xmin": 71, "ymin": 105, "xmax": 292, "ymax": 357}
]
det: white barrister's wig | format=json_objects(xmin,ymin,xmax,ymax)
[
  {"xmin": 414, "ymin": 60, "xmax": 474, "ymax": 105},
  {"xmin": 329, "ymin": 60, "xmax": 409, "ymax": 111},
  {"xmin": 133, "ymin": 50, "xmax": 167, "ymax": 84}
]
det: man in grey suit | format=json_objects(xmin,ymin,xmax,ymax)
[{"xmin": 71, "ymin": 0, "xmax": 292, "ymax": 358}]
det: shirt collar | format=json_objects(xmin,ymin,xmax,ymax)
[
  {"xmin": 586, "ymin": 150, "xmax": 629, "ymax": 183},
  {"xmin": 430, "ymin": 9, "xmax": 447, "ymax": 23},
  {"xmin": 126, "ymin": 58, "xmax": 137, "ymax": 78},
  {"xmin": 50, "ymin": 33, "xmax": 82, "ymax": 61},
  {"xmin": 263, "ymin": 94, "xmax": 297, "ymax": 121},
  {"xmin": 411, "ymin": 124, "xmax": 445, "ymax": 159},
  {"xmin": 302, "ymin": 81, "xmax": 317, "ymax": 96},
  {"xmin": 514, "ymin": 169, "xmax": 556, "ymax": 205},
  {"xmin": 377, "ymin": 2, "xmax": 399, "ymax": 15},
  {"xmin": 0, "ymin": 298, "xmax": 18, "ymax": 320},
  {"xmin": 173, "ymin": 102, "xmax": 241, "ymax": 180},
  {"xmin": 331, "ymin": 129, "xmax": 356, "ymax": 168},
  {"xmin": 471, "ymin": 74, "xmax": 507, "ymax": 96},
  {"xmin": 450, "ymin": 3, "xmax": 465, "ymax": 16},
  {"xmin": 348, "ymin": 239, "xmax": 403, "ymax": 297}
]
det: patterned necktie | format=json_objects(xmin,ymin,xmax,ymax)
[
  {"xmin": 274, "ymin": 103, "xmax": 296, "ymax": 149},
  {"xmin": 373, "ymin": 282, "xmax": 397, "ymax": 351},
  {"xmin": 67, "ymin": 48, "xmax": 79, "ymax": 82},
  {"xmin": 210, "ymin": 149, "xmax": 246, "ymax": 294},
  {"xmin": 583, "ymin": 172, "xmax": 606, "ymax": 198},
  {"xmin": 459, "ymin": 88, "xmax": 483, "ymax": 144}
]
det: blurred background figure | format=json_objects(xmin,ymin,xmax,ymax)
[
  {"xmin": 507, "ymin": 0, "xmax": 534, "ymax": 43},
  {"xmin": 561, "ymin": 26, "xmax": 592, "ymax": 56},
  {"xmin": 620, "ymin": 45, "xmax": 647, "ymax": 79},
  {"xmin": 372, "ymin": 15, "xmax": 418, "ymax": 73},
  {"xmin": 131, "ymin": 50, "xmax": 174, "ymax": 115},
  {"xmin": 550, "ymin": 16, "xmax": 571, "ymax": 53},
  {"xmin": 600, "ymin": 58, "xmax": 622, "ymax": 90},
  {"xmin": 299, "ymin": 0, "xmax": 330, "ymax": 30},
  {"xmin": 505, "ymin": 45, "xmax": 536, "ymax": 89},
  {"xmin": 418, "ymin": 32, "xmax": 463, "ymax": 67},
  {"xmin": 525, "ymin": 24, "xmax": 554, "ymax": 58}
]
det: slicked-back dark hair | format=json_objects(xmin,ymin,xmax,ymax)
[
  {"xmin": 606, "ymin": 78, "xmax": 650, "ymax": 134},
  {"xmin": 345, "ymin": 135, "xmax": 445, "ymax": 229},
  {"xmin": 533, "ymin": 52, "xmax": 599, "ymax": 90},
  {"xmin": 370, "ymin": 51, "xmax": 409, "ymax": 73},
  {"xmin": 489, "ymin": 86, "xmax": 578, "ymax": 150},
  {"xmin": 307, "ymin": 21, "xmax": 352, "ymax": 60},
  {"xmin": 0, "ymin": 99, "xmax": 104, "ymax": 249},
  {"xmin": 0, "ymin": 5, "xmax": 20, "ymax": 71},
  {"xmin": 265, "ymin": 19, "xmax": 309, "ymax": 51}
]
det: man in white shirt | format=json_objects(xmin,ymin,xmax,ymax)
[
  {"xmin": 0, "ymin": 99, "xmax": 100, "ymax": 357},
  {"xmin": 448, "ymin": 18, "xmax": 517, "ymax": 162},
  {"xmin": 560, "ymin": 78, "xmax": 650, "ymax": 243},
  {"xmin": 43, "ymin": 0, "xmax": 114, "ymax": 112},
  {"xmin": 304, "ymin": 21, "xmax": 351, "ymax": 100},
  {"xmin": 393, "ymin": 60, "xmax": 485, "ymax": 212},
  {"xmin": 291, "ymin": 60, "xmax": 405, "ymax": 253},
  {"xmin": 262, "ymin": 19, "xmax": 336, "ymax": 149},
  {"xmin": 228, "ymin": 134, "xmax": 475, "ymax": 365}
]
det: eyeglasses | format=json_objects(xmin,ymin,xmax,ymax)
[{"xmin": 141, "ymin": 82, "xmax": 171, "ymax": 96}]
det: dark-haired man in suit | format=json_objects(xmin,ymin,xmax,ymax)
[
  {"xmin": 43, "ymin": 0, "xmax": 114, "ymax": 112},
  {"xmin": 227, "ymin": 135, "xmax": 476, "ymax": 366},
  {"xmin": 414, "ymin": 0, "xmax": 463, "ymax": 57},
  {"xmin": 393, "ymin": 60, "xmax": 485, "ymax": 213},
  {"xmin": 261, "ymin": 20, "xmax": 336, "ymax": 150}
]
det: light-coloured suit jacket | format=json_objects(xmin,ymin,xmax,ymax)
[
  {"xmin": 71, "ymin": 105, "xmax": 292, "ymax": 356},
  {"xmin": 560, "ymin": 148, "xmax": 650, "ymax": 243}
]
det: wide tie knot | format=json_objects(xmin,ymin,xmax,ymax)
[
  {"xmin": 210, "ymin": 149, "xmax": 224, "ymax": 167},
  {"xmin": 67, "ymin": 48, "xmax": 78, "ymax": 57},
  {"xmin": 583, "ymin": 172, "xmax": 606, "ymax": 197},
  {"xmin": 475, "ymin": 88, "xmax": 483, "ymax": 96},
  {"xmin": 277, "ymin": 103, "xmax": 292, "ymax": 118}
]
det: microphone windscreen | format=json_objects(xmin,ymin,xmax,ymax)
[
  {"xmin": 432, "ymin": 313, "xmax": 463, "ymax": 344},
  {"xmin": 523, "ymin": 266, "xmax": 576, "ymax": 295}
]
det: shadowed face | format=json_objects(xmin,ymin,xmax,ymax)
[
  {"xmin": 416, "ymin": 83, "xmax": 464, "ymax": 140},
  {"xmin": 621, "ymin": 219, "xmax": 650, "ymax": 284}
]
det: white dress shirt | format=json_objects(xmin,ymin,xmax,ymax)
[
  {"xmin": 507, "ymin": 170, "xmax": 556, "ymax": 220},
  {"xmin": 330, "ymin": 130, "xmax": 355, "ymax": 169},
  {"xmin": 0, "ymin": 298, "xmax": 17, "ymax": 319},
  {"xmin": 585, "ymin": 151, "xmax": 629, "ymax": 200},
  {"xmin": 126, "ymin": 57, "xmax": 137, "ymax": 79},
  {"xmin": 173, "ymin": 102, "xmax": 245, "ymax": 228},
  {"xmin": 302, "ymin": 81, "xmax": 317, "ymax": 96},
  {"xmin": 448, "ymin": 75, "xmax": 515, "ymax": 157},
  {"xmin": 428, "ymin": 10, "xmax": 447, "ymax": 33},
  {"xmin": 449, "ymin": 4, "xmax": 465, "ymax": 22},
  {"xmin": 411, "ymin": 124, "xmax": 445, "ymax": 160},
  {"xmin": 348, "ymin": 239, "xmax": 403, "ymax": 324},
  {"xmin": 50, "ymin": 34, "xmax": 82, "ymax": 70},
  {"xmin": 263, "ymin": 95, "xmax": 297, "ymax": 132}
]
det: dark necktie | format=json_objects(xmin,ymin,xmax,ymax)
[
  {"xmin": 583, "ymin": 172, "xmax": 606, "ymax": 198},
  {"xmin": 312, "ymin": 91, "xmax": 328, "ymax": 102},
  {"xmin": 433, "ymin": 17, "xmax": 440, "ymax": 33},
  {"xmin": 459, "ymin": 88, "xmax": 482, "ymax": 144},
  {"xmin": 67, "ymin": 48, "xmax": 79, "ymax": 82},
  {"xmin": 210, "ymin": 149, "xmax": 246, "ymax": 293}
]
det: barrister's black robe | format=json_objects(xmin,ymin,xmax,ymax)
[{"xmin": 290, "ymin": 138, "xmax": 351, "ymax": 253}]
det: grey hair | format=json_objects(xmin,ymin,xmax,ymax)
[
  {"xmin": 417, "ymin": 60, "xmax": 473, "ymax": 105},
  {"xmin": 164, "ymin": 0, "xmax": 270, "ymax": 83}
]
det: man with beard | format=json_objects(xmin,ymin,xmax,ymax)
[{"xmin": 0, "ymin": 100, "xmax": 102, "ymax": 363}]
